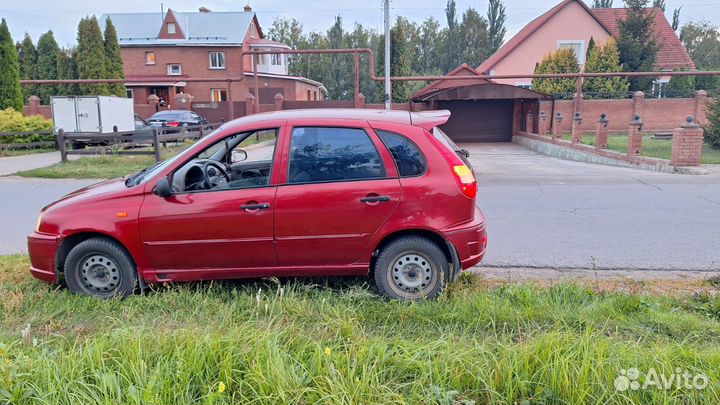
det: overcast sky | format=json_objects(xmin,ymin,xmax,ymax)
[{"xmin": 2, "ymin": 0, "xmax": 719, "ymax": 48}]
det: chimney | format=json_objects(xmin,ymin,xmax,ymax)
[
  {"xmin": 198, "ymin": 6, "xmax": 211, "ymax": 12},
  {"xmin": 243, "ymin": 4, "xmax": 252, "ymax": 12}
]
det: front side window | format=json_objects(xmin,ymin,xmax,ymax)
[
  {"xmin": 167, "ymin": 64, "xmax": 182, "ymax": 75},
  {"xmin": 288, "ymin": 127, "xmax": 386, "ymax": 184},
  {"xmin": 376, "ymin": 130, "xmax": 426, "ymax": 177},
  {"xmin": 209, "ymin": 51, "xmax": 225, "ymax": 69}
]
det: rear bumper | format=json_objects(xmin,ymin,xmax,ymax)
[
  {"xmin": 27, "ymin": 232, "xmax": 60, "ymax": 284},
  {"xmin": 442, "ymin": 208, "xmax": 487, "ymax": 272}
]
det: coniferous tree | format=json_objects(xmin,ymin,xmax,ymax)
[
  {"xmin": 36, "ymin": 31, "xmax": 61, "ymax": 103},
  {"xmin": 592, "ymin": 0, "xmax": 613, "ymax": 7},
  {"xmin": 16, "ymin": 33, "xmax": 37, "ymax": 102},
  {"xmin": 487, "ymin": 0, "xmax": 506, "ymax": 53},
  {"xmin": 532, "ymin": 49, "xmax": 580, "ymax": 96},
  {"xmin": 0, "ymin": 19, "xmax": 24, "ymax": 111},
  {"xmin": 56, "ymin": 50, "xmax": 77, "ymax": 96},
  {"xmin": 76, "ymin": 16, "xmax": 110, "ymax": 95},
  {"xmin": 417, "ymin": 17, "xmax": 443, "ymax": 75},
  {"xmin": 652, "ymin": 0, "xmax": 666, "ymax": 11},
  {"xmin": 390, "ymin": 17, "xmax": 411, "ymax": 102},
  {"xmin": 617, "ymin": 0, "xmax": 658, "ymax": 91},
  {"xmin": 586, "ymin": 36, "xmax": 597, "ymax": 62},
  {"xmin": 583, "ymin": 38, "xmax": 630, "ymax": 97},
  {"xmin": 671, "ymin": 8, "xmax": 681, "ymax": 31},
  {"xmin": 443, "ymin": 0, "xmax": 460, "ymax": 72},
  {"xmin": 458, "ymin": 8, "xmax": 490, "ymax": 67},
  {"xmin": 704, "ymin": 98, "xmax": 720, "ymax": 149},
  {"xmin": 103, "ymin": 18, "xmax": 125, "ymax": 97}
]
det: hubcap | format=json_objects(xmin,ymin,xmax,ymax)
[
  {"xmin": 80, "ymin": 254, "xmax": 120, "ymax": 293},
  {"xmin": 390, "ymin": 253, "xmax": 433, "ymax": 293}
]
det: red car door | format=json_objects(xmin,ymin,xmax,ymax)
[
  {"xmin": 138, "ymin": 128, "xmax": 283, "ymax": 272},
  {"xmin": 274, "ymin": 124, "xmax": 401, "ymax": 266}
]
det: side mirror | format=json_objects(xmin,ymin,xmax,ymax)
[
  {"xmin": 153, "ymin": 176, "xmax": 172, "ymax": 198},
  {"xmin": 231, "ymin": 149, "xmax": 248, "ymax": 163}
]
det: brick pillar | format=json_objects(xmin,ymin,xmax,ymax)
[
  {"xmin": 632, "ymin": 91, "xmax": 645, "ymax": 122},
  {"xmin": 245, "ymin": 93, "xmax": 256, "ymax": 115},
  {"xmin": 627, "ymin": 114, "xmax": 643, "ymax": 155},
  {"xmin": 671, "ymin": 115, "xmax": 704, "ymax": 166},
  {"xmin": 148, "ymin": 94, "xmax": 160, "ymax": 112},
  {"xmin": 694, "ymin": 90, "xmax": 708, "ymax": 125},
  {"xmin": 596, "ymin": 113, "xmax": 609, "ymax": 149},
  {"xmin": 273, "ymin": 93, "xmax": 284, "ymax": 111},
  {"xmin": 571, "ymin": 112, "xmax": 583, "ymax": 143},
  {"xmin": 552, "ymin": 112, "xmax": 563, "ymax": 140},
  {"xmin": 356, "ymin": 92, "xmax": 366, "ymax": 109},
  {"xmin": 173, "ymin": 93, "xmax": 193, "ymax": 110},
  {"xmin": 539, "ymin": 111, "xmax": 547, "ymax": 136},
  {"xmin": 26, "ymin": 95, "xmax": 41, "ymax": 115}
]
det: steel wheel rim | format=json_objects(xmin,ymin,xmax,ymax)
[
  {"xmin": 80, "ymin": 254, "xmax": 120, "ymax": 293},
  {"xmin": 388, "ymin": 252, "xmax": 435, "ymax": 296}
]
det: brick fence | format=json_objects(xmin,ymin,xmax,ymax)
[{"xmin": 538, "ymin": 91, "xmax": 709, "ymax": 134}]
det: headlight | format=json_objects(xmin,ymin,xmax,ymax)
[{"xmin": 36, "ymin": 212, "xmax": 44, "ymax": 232}]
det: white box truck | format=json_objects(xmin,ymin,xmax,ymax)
[{"xmin": 51, "ymin": 96, "xmax": 135, "ymax": 134}]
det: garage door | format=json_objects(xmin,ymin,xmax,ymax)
[{"xmin": 438, "ymin": 100, "xmax": 514, "ymax": 142}]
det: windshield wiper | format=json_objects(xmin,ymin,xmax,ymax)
[{"xmin": 125, "ymin": 161, "xmax": 162, "ymax": 187}]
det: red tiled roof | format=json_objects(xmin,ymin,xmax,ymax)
[
  {"xmin": 477, "ymin": 0, "xmax": 609, "ymax": 74},
  {"xmin": 590, "ymin": 7, "xmax": 695, "ymax": 70},
  {"xmin": 477, "ymin": 0, "xmax": 695, "ymax": 74}
]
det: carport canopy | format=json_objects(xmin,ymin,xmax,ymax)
[{"xmin": 412, "ymin": 64, "xmax": 551, "ymax": 142}]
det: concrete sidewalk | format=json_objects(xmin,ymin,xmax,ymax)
[{"xmin": 0, "ymin": 151, "xmax": 79, "ymax": 176}]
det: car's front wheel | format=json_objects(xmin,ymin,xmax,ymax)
[
  {"xmin": 374, "ymin": 236, "xmax": 448, "ymax": 301},
  {"xmin": 64, "ymin": 237, "xmax": 137, "ymax": 298}
]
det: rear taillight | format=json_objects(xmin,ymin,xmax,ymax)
[
  {"xmin": 426, "ymin": 130, "xmax": 477, "ymax": 199},
  {"xmin": 452, "ymin": 164, "xmax": 477, "ymax": 198},
  {"xmin": 165, "ymin": 121, "xmax": 180, "ymax": 127}
]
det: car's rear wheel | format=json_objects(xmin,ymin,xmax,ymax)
[
  {"xmin": 374, "ymin": 236, "xmax": 448, "ymax": 301},
  {"xmin": 64, "ymin": 237, "xmax": 137, "ymax": 299}
]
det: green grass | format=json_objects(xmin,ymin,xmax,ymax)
[
  {"xmin": 0, "ymin": 147, "xmax": 56, "ymax": 157},
  {"xmin": 561, "ymin": 133, "xmax": 720, "ymax": 164},
  {"xmin": 2, "ymin": 255, "xmax": 720, "ymax": 404},
  {"xmin": 15, "ymin": 144, "xmax": 190, "ymax": 179}
]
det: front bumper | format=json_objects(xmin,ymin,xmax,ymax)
[{"xmin": 27, "ymin": 232, "xmax": 60, "ymax": 284}]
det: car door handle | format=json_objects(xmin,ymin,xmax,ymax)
[
  {"xmin": 240, "ymin": 203, "xmax": 270, "ymax": 210},
  {"xmin": 360, "ymin": 195, "xmax": 391, "ymax": 203}
]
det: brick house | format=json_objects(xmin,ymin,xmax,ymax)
[
  {"xmin": 476, "ymin": 0, "xmax": 695, "ymax": 93},
  {"xmin": 102, "ymin": 5, "xmax": 325, "ymax": 112}
]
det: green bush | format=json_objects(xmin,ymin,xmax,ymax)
[
  {"xmin": 0, "ymin": 108, "xmax": 54, "ymax": 144},
  {"xmin": 704, "ymin": 98, "xmax": 720, "ymax": 150}
]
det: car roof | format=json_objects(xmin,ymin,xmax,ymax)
[{"xmin": 217, "ymin": 108, "xmax": 450, "ymax": 131}]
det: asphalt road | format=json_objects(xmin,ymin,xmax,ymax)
[{"xmin": 1, "ymin": 143, "xmax": 719, "ymax": 271}]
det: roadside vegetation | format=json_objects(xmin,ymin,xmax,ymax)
[
  {"xmin": 562, "ymin": 133, "xmax": 720, "ymax": 164},
  {"xmin": 2, "ymin": 255, "xmax": 720, "ymax": 404}
]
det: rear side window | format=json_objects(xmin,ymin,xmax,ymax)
[
  {"xmin": 377, "ymin": 130, "xmax": 426, "ymax": 177},
  {"xmin": 288, "ymin": 127, "xmax": 386, "ymax": 184}
]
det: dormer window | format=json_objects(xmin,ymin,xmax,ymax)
[{"xmin": 167, "ymin": 22, "xmax": 176, "ymax": 34}]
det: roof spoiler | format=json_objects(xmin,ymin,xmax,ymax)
[{"xmin": 410, "ymin": 110, "xmax": 451, "ymax": 130}]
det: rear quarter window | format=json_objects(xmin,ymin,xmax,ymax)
[{"xmin": 377, "ymin": 130, "xmax": 427, "ymax": 177}]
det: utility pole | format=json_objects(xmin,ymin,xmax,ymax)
[{"xmin": 383, "ymin": 0, "xmax": 391, "ymax": 111}]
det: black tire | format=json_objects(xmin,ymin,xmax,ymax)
[
  {"xmin": 373, "ymin": 236, "xmax": 448, "ymax": 301},
  {"xmin": 64, "ymin": 237, "xmax": 138, "ymax": 299}
]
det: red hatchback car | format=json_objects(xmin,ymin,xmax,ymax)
[{"xmin": 28, "ymin": 109, "xmax": 487, "ymax": 300}]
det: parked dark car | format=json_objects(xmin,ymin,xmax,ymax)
[
  {"xmin": 134, "ymin": 114, "xmax": 148, "ymax": 130},
  {"xmin": 147, "ymin": 110, "xmax": 210, "ymax": 129},
  {"xmin": 28, "ymin": 109, "xmax": 487, "ymax": 301}
]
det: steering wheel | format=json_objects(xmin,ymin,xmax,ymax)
[{"xmin": 202, "ymin": 161, "xmax": 230, "ymax": 189}]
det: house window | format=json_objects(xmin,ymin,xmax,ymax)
[
  {"xmin": 307, "ymin": 90, "xmax": 311, "ymax": 100},
  {"xmin": 145, "ymin": 51, "xmax": 155, "ymax": 65},
  {"xmin": 126, "ymin": 89, "xmax": 134, "ymax": 99},
  {"xmin": 167, "ymin": 22, "xmax": 176, "ymax": 34},
  {"xmin": 653, "ymin": 79, "xmax": 670, "ymax": 98},
  {"xmin": 209, "ymin": 51, "xmax": 226, "ymax": 69},
  {"xmin": 557, "ymin": 40, "xmax": 585, "ymax": 64},
  {"xmin": 313, "ymin": 91, "xmax": 317, "ymax": 100},
  {"xmin": 167, "ymin": 64, "xmax": 182, "ymax": 75},
  {"xmin": 270, "ymin": 53, "xmax": 283, "ymax": 66},
  {"xmin": 210, "ymin": 88, "xmax": 227, "ymax": 102}
]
